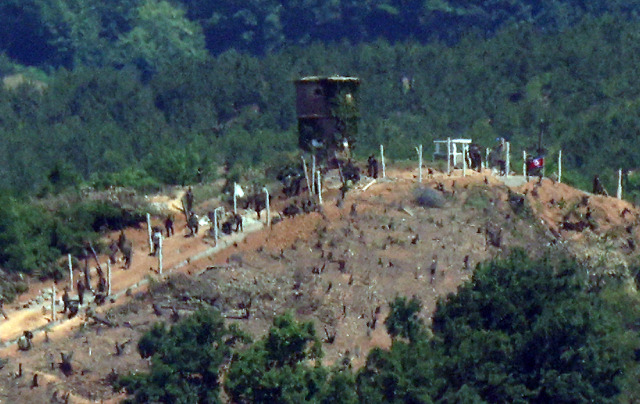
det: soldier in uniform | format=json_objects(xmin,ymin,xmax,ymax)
[
  {"xmin": 118, "ymin": 231, "xmax": 133, "ymax": 269},
  {"xmin": 187, "ymin": 211, "xmax": 199, "ymax": 236},
  {"xmin": 185, "ymin": 187, "xmax": 195, "ymax": 213},
  {"xmin": 76, "ymin": 279, "xmax": 85, "ymax": 306},
  {"xmin": 151, "ymin": 226, "xmax": 163, "ymax": 256},
  {"xmin": 367, "ymin": 154, "xmax": 379, "ymax": 179},
  {"xmin": 108, "ymin": 239, "xmax": 119, "ymax": 264},
  {"xmin": 164, "ymin": 214, "xmax": 174, "ymax": 237},
  {"xmin": 593, "ymin": 175, "xmax": 609, "ymax": 196},
  {"xmin": 61, "ymin": 287, "xmax": 70, "ymax": 314}
]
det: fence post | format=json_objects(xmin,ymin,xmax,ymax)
[
  {"xmin": 617, "ymin": 169, "xmax": 623, "ymax": 200},
  {"xmin": 380, "ymin": 144, "xmax": 386, "ymax": 179},
  {"xmin": 146, "ymin": 213, "xmax": 152, "ymax": 253},
  {"xmin": 416, "ymin": 145, "xmax": 423, "ymax": 183},
  {"xmin": 558, "ymin": 150, "xmax": 562, "ymax": 183}
]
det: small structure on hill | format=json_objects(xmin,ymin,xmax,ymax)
[
  {"xmin": 295, "ymin": 76, "xmax": 360, "ymax": 163},
  {"xmin": 433, "ymin": 138, "xmax": 472, "ymax": 167}
]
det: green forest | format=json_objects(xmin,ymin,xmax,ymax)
[
  {"xmin": 0, "ymin": 0, "xmax": 640, "ymax": 285},
  {"xmin": 116, "ymin": 251, "xmax": 640, "ymax": 403},
  {"xmin": 3, "ymin": 2, "xmax": 640, "ymax": 402}
]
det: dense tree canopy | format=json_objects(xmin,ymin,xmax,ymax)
[{"xmin": 118, "ymin": 251, "xmax": 640, "ymax": 402}]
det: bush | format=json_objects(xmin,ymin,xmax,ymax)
[{"xmin": 413, "ymin": 186, "xmax": 445, "ymax": 208}]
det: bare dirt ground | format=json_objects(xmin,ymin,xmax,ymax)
[{"xmin": 0, "ymin": 165, "xmax": 637, "ymax": 403}]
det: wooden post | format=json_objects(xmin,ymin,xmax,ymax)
[
  {"xmin": 617, "ymin": 169, "xmax": 623, "ymax": 200},
  {"xmin": 416, "ymin": 145, "xmax": 423, "ymax": 183},
  {"xmin": 447, "ymin": 137, "xmax": 452, "ymax": 175},
  {"xmin": 158, "ymin": 235, "xmax": 163, "ymax": 275},
  {"xmin": 263, "ymin": 187, "xmax": 271, "ymax": 227},
  {"xmin": 68, "ymin": 254, "xmax": 73, "ymax": 290},
  {"xmin": 312, "ymin": 155, "xmax": 317, "ymax": 194},
  {"xmin": 107, "ymin": 260, "xmax": 111, "ymax": 296},
  {"xmin": 380, "ymin": 144, "xmax": 386, "ymax": 179},
  {"xmin": 301, "ymin": 156, "xmax": 312, "ymax": 198},
  {"xmin": 317, "ymin": 170, "xmax": 323, "ymax": 205},
  {"xmin": 558, "ymin": 150, "xmax": 562, "ymax": 183},
  {"xmin": 505, "ymin": 142, "xmax": 510, "ymax": 177},
  {"xmin": 146, "ymin": 213, "xmax": 152, "ymax": 253},
  {"xmin": 51, "ymin": 284, "xmax": 56, "ymax": 322},
  {"xmin": 523, "ymin": 151, "xmax": 527, "ymax": 178},
  {"xmin": 233, "ymin": 182, "xmax": 238, "ymax": 214}
]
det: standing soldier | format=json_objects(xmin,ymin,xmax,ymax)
[
  {"xmin": 61, "ymin": 287, "xmax": 70, "ymax": 314},
  {"xmin": 185, "ymin": 187, "xmax": 195, "ymax": 213},
  {"xmin": 77, "ymin": 279, "xmax": 85, "ymax": 306},
  {"xmin": 118, "ymin": 231, "xmax": 133, "ymax": 269},
  {"xmin": 151, "ymin": 227, "xmax": 162, "ymax": 256},
  {"xmin": 593, "ymin": 175, "xmax": 609, "ymax": 196},
  {"xmin": 164, "ymin": 214, "xmax": 174, "ymax": 238},
  {"xmin": 108, "ymin": 239, "xmax": 119, "ymax": 264},
  {"xmin": 367, "ymin": 154, "xmax": 379, "ymax": 179}
]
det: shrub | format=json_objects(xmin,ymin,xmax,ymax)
[{"xmin": 413, "ymin": 186, "xmax": 445, "ymax": 208}]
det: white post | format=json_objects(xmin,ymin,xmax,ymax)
[
  {"xmin": 263, "ymin": 187, "xmax": 271, "ymax": 227},
  {"xmin": 158, "ymin": 235, "xmax": 163, "ymax": 275},
  {"xmin": 558, "ymin": 150, "xmax": 562, "ymax": 183},
  {"xmin": 522, "ymin": 151, "xmax": 527, "ymax": 178},
  {"xmin": 107, "ymin": 260, "xmax": 111, "ymax": 296},
  {"xmin": 416, "ymin": 145, "xmax": 423, "ymax": 183},
  {"xmin": 447, "ymin": 137, "xmax": 452, "ymax": 175},
  {"xmin": 301, "ymin": 156, "xmax": 312, "ymax": 198},
  {"xmin": 233, "ymin": 182, "xmax": 238, "ymax": 213},
  {"xmin": 312, "ymin": 155, "xmax": 317, "ymax": 194},
  {"xmin": 485, "ymin": 148, "xmax": 490, "ymax": 170},
  {"xmin": 51, "ymin": 284, "xmax": 56, "ymax": 322},
  {"xmin": 146, "ymin": 213, "xmax": 153, "ymax": 253},
  {"xmin": 505, "ymin": 142, "xmax": 510, "ymax": 177},
  {"xmin": 380, "ymin": 144, "xmax": 386, "ymax": 179},
  {"xmin": 617, "ymin": 169, "xmax": 623, "ymax": 200},
  {"xmin": 462, "ymin": 144, "xmax": 467, "ymax": 177},
  {"xmin": 68, "ymin": 254, "xmax": 73, "ymax": 289},
  {"xmin": 317, "ymin": 170, "xmax": 323, "ymax": 205}
]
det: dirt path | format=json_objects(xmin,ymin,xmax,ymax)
[{"xmin": 0, "ymin": 210, "xmax": 264, "ymax": 345}]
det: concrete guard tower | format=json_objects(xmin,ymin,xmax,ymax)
[{"xmin": 295, "ymin": 76, "xmax": 360, "ymax": 163}]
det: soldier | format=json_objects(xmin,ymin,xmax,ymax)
[
  {"xmin": 232, "ymin": 213, "xmax": 243, "ymax": 232},
  {"xmin": 187, "ymin": 211, "xmax": 199, "ymax": 236},
  {"xmin": 118, "ymin": 231, "xmax": 133, "ymax": 269},
  {"xmin": 18, "ymin": 331, "xmax": 33, "ymax": 351},
  {"xmin": 83, "ymin": 258, "xmax": 92, "ymax": 292},
  {"xmin": 0, "ymin": 293, "xmax": 8, "ymax": 320},
  {"xmin": 367, "ymin": 154, "xmax": 379, "ymax": 179},
  {"xmin": 469, "ymin": 144, "xmax": 483, "ymax": 172},
  {"xmin": 61, "ymin": 287, "xmax": 70, "ymax": 314},
  {"xmin": 151, "ymin": 226, "xmax": 162, "ymax": 256},
  {"xmin": 77, "ymin": 279, "xmax": 85, "ymax": 306},
  {"xmin": 108, "ymin": 239, "xmax": 118, "ymax": 264},
  {"xmin": 185, "ymin": 187, "xmax": 195, "ymax": 213},
  {"xmin": 340, "ymin": 181, "xmax": 351, "ymax": 200},
  {"xmin": 165, "ymin": 214, "xmax": 174, "ymax": 237},
  {"xmin": 593, "ymin": 175, "xmax": 609, "ymax": 196}
]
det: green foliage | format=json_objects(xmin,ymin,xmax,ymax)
[
  {"xmin": 118, "ymin": 308, "xmax": 239, "ymax": 404},
  {"xmin": 224, "ymin": 312, "xmax": 327, "ymax": 403},
  {"xmin": 385, "ymin": 295, "xmax": 425, "ymax": 342},
  {"xmin": 359, "ymin": 249, "xmax": 640, "ymax": 403}
]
